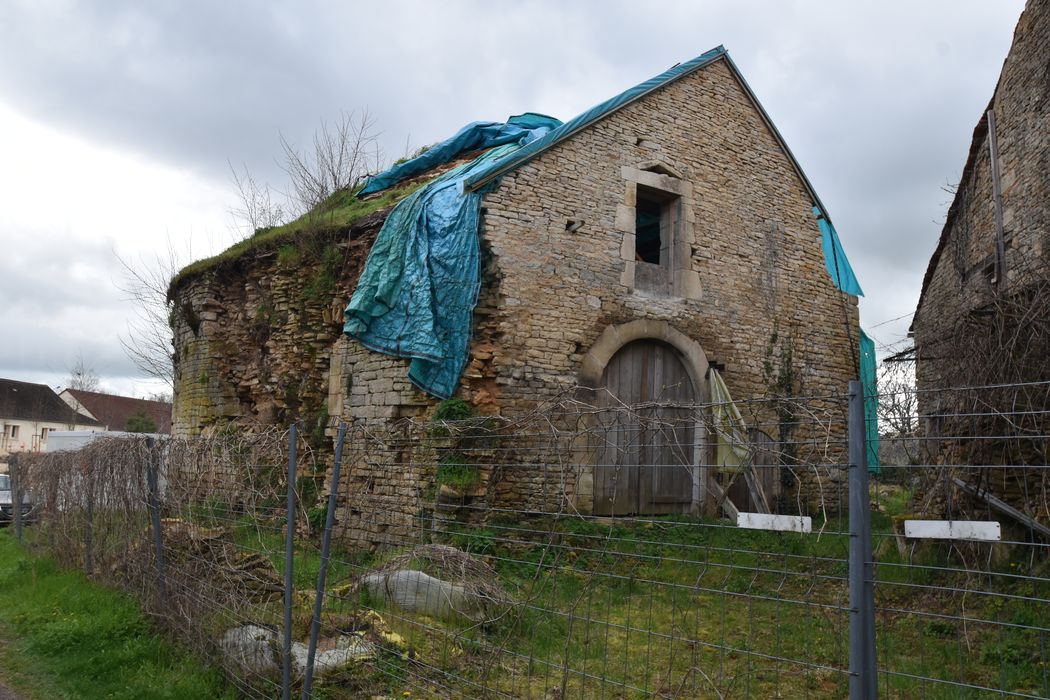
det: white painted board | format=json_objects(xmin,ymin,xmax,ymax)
[
  {"xmin": 904, "ymin": 520, "xmax": 1001, "ymax": 541},
  {"xmin": 737, "ymin": 512, "xmax": 812, "ymax": 533}
]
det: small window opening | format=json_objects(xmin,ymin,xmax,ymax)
[{"xmin": 635, "ymin": 195, "xmax": 663, "ymax": 264}]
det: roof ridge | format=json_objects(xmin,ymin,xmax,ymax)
[{"xmin": 462, "ymin": 46, "xmax": 727, "ymax": 193}]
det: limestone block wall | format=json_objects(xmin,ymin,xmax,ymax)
[
  {"xmin": 914, "ymin": 0, "xmax": 1049, "ymax": 393},
  {"xmin": 327, "ymin": 56, "xmax": 862, "ymax": 545},
  {"xmin": 911, "ymin": 0, "xmax": 1049, "ymax": 520},
  {"xmin": 173, "ymin": 55, "xmax": 862, "ymax": 546},
  {"xmin": 478, "ymin": 57, "xmax": 859, "ymax": 511}
]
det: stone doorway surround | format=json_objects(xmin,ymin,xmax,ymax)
[{"xmin": 574, "ymin": 319, "xmax": 712, "ymax": 514}]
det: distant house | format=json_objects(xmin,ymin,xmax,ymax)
[
  {"xmin": 0, "ymin": 378, "xmax": 104, "ymax": 469},
  {"xmin": 59, "ymin": 389, "xmax": 172, "ymax": 435}
]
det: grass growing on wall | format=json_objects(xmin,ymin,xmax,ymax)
[
  {"xmin": 169, "ymin": 179, "xmax": 427, "ymax": 296},
  {"xmin": 0, "ymin": 531, "xmax": 234, "ymax": 700}
]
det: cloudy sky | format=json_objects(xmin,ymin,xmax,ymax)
[{"xmin": 0, "ymin": 0, "xmax": 1026, "ymax": 397}]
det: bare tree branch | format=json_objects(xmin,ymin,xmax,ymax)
[
  {"xmin": 115, "ymin": 242, "xmax": 185, "ymax": 388},
  {"xmin": 279, "ymin": 109, "xmax": 381, "ymax": 214}
]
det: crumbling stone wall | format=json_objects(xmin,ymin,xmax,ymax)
[
  {"xmin": 914, "ymin": 0, "xmax": 1049, "ymax": 392},
  {"xmin": 169, "ymin": 212, "xmax": 388, "ymax": 439}
]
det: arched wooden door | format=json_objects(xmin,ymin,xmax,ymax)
[{"xmin": 594, "ymin": 340, "xmax": 697, "ymax": 515}]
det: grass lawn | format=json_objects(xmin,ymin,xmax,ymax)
[{"xmin": 0, "ymin": 530, "xmax": 233, "ymax": 700}]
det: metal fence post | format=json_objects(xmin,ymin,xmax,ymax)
[
  {"xmin": 848, "ymin": 380, "xmax": 878, "ymax": 699},
  {"xmin": 302, "ymin": 422, "xmax": 347, "ymax": 700},
  {"xmin": 145, "ymin": 438, "xmax": 168, "ymax": 600},
  {"xmin": 11, "ymin": 455, "xmax": 22, "ymax": 543},
  {"xmin": 283, "ymin": 425, "xmax": 298, "ymax": 700}
]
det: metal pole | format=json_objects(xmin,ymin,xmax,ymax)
[
  {"xmin": 11, "ymin": 455, "xmax": 22, "ymax": 543},
  {"xmin": 986, "ymin": 108, "xmax": 1007, "ymax": 288},
  {"xmin": 302, "ymin": 422, "xmax": 346, "ymax": 700},
  {"xmin": 848, "ymin": 380, "xmax": 878, "ymax": 699},
  {"xmin": 146, "ymin": 438, "xmax": 168, "ymax": 600},
  {"xmin": 283, "ymin": 425, "xmax": 298, "ymax": 700}
]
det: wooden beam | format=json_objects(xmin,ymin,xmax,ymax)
[
  {"xmin": 952, "ymin": 476, "xmax": 1050, "ymax": 540},
  {"xmin": 706, "ymin": 477, "xmax": 739, "ymax": 521},
  {"xmin": 743, "ymin": 469, "xmax": 770, "ymax": 514},
  {"xmin": 986, "ymin": 108, "xmax": 1007, "ymax": 287}
]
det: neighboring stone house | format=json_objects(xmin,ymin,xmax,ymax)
[
  {"xmin": 59, "ymin": 388, "xmax": 173, "ymax": 434},
  {"xmin": 170, "ymin": 48, "xmax": 862, "ymax": 542},
  {"xmin": 0, "ymin": 378, "xmax": 103, "ymax": 470},
  {"xmin": 911, "ymin": 0, "xmax": 1048, "ymax": 523},
  {"xmin": 912, "ymin": 0, "xmax": 1049, "ymax": 389}
]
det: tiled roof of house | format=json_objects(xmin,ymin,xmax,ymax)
[
  {"xmin": 0, "ymin": 378, "xmax": 102, "ymax": 426},
  {"xmin": 64, "ymin": 389, "xmax": 172, "ymax": 434}
]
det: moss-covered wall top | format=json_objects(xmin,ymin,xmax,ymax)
[{"xmin": 169, "ymin": 210, "xmax": 387, "ymax": 438}]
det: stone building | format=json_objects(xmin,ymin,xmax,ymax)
[
  {"xmin": 911, "ymin": 0, "xmax": 1049, "ymax": 523},
  {"xmin": 170, "ymin": 47, "xmax": 863, "ymax": 543}
]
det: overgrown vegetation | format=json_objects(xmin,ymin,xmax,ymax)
[
  {"xmin": 125, "ymin": 410, "xmax": 158, "ymax": 433},
  {"xmin": 429, "ymin": 399, "xmax": 485, "ymax": 492},
  {"xmin": 360, "ymin": 494, "xmax": 1047, "ymax": 699},
  {"xmin": 168, "ymin": 180, "xmax": 424, "ymax": 296}
]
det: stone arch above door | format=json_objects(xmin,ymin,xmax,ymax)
[{"xmin": 578, "ymin": 319, "xmax": 710, "ymax": 398}]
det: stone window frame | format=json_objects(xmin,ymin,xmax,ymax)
[{"xmin": 616, "ymin": 161, "xmax": 702, "ymax": 300}]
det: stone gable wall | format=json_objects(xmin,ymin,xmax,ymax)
[{"xmin": 333, "ymin": 58, "xmax": 860, "ymax": 545}]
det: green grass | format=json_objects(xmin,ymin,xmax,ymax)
[
  {"xmin": 332, "ymin": 500, "xmax": 1050, "ymax": 699},
  {"xmin": 168, "ymin": 179, "xmax": 426, "ymax": 297},
  {"xmin": 0, "ymin": 531, "xmax": 234, "ymax": 700},
  {"xmin": 139, "ymin": 492, "xmax": 1049, "ymax": 698}
]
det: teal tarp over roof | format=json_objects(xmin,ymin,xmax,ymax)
[
  {"xmin": 860, "ymin": 329, "xmax": 880, "ymax": 472},
  {"xmin": 344, "ymin": 115, "xmax": 561, "ymax": 398},
  {"xmin": 815, "ymin": 206, "xmax": 864, "ymax": 297},
  {"xmin": 462, "ymin": 46, "xmax": 727, "ymax": 192}
]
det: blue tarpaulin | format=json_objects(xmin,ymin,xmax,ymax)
[
  {"xmin": 343, "ymin": 115, "xmax": 561, "ymax": 399},
  {"xmin": 358, "ymin": 113, "xmax": 561, "ymax": 197},
  {"xmin": 814, "ymin": 206, "xmax": 864, "ymax": 297},
  {"xmin": 860, "ymin": 329, "xmax": 880, "ymax": 473}
]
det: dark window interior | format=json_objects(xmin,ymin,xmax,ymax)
[{"xmin": 635, "ymin": 195, "xmax": 663, "ymax": 264}]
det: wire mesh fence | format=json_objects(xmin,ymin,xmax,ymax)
[
  {"xmin": 872, "ymin": 380, "xmax": 1050, "ymax": 699},
  {"xmin": 8, "ymin": 379, "xmax": 1049, "ymax": 699}
]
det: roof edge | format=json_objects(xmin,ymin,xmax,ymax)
[
  {"xmin": 463, "ymin": 47, "xmax": 840, "ymax": 232},
  {"xmin": 462, "ymin": 46, "xmax": 727, "ymax": 193},
  {"xmin": 720, "ymin": 53, "xmax": 833, "ymax": 225}
]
